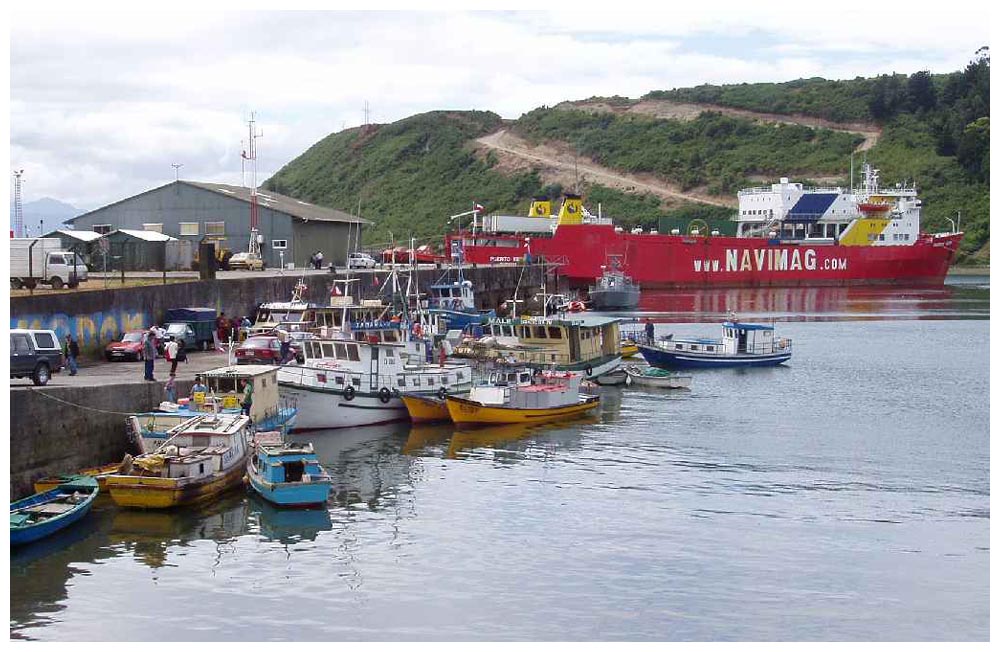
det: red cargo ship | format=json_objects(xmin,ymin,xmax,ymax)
[{"xmin": 446, "ymin": 165, "xmax": 963, "ymax": 289}]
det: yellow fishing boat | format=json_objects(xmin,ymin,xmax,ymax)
[
  {"xmin": 105, "ymin": 413, "xmax": 251, "ymax": 509},
  {"xmin": 33, "ymin": 461, "xmax": 124, "ymax": 494},
  {"xmin": 620, "ymin": 339, "xmax": 640, "ymax": 358},
  {"xmin": 445, "ymin": 370, "xmax": 599, "ymax": 426},
  {"xmin": 400, "ymin": 393, "xmax": 451, "ymax": 423}
]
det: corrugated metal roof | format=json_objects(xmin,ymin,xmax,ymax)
[
  {"xmin": 113, "ymin": 229, "xmax": 177, "ymax": 242},
  {"xmin": 44, "ymin": 229, "xmax": 103, "ymax": 242},
  {"xmin": 184, "ymin": 181, "xmax": 371, "ymax": 224}
]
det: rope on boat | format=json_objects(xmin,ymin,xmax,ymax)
[{"xmin": 26, "ymin": 389, "xmax": 139, "ymax": 416}]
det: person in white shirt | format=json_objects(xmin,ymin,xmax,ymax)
[{"xmin": 166, "ymin": 337, "xmax": 180, "ymax": 375}]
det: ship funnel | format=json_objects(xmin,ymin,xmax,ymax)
[
  {"xmin": 528, "ymin": 196, "xmax": 552, "ymax": 217},
  {"xmin": 557, "ymin": 193, "xmax": 584, "ymax": 225}
]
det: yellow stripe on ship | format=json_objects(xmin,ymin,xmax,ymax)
[
  {"xmin": 445, "ymin": 394, "xmax": 600, "ymax": 426},
  {"xmin": 839, "ymin": 217, "xmax": 889, "ymax": 246}
]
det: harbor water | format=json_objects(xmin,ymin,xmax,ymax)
[{"xmin": 10, "ymin": 278, "xmax": 990, "ymax": 641}]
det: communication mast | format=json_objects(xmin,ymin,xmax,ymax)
[
  {"xmin": 241, "ymin": 112, "xmax": 264, "ymax": 256},
  {"xmin": 12, "ymin": 169, "xmax": 24, "ymax": 238}
]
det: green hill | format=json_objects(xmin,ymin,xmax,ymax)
[{"xmin": 266, "ymin": 51, "xmax": 989, "ymax": 261}]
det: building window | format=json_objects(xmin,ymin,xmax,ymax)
[
  {"xmin": 93, "ymin": 224, "xmax": 113, "ymax": 234},
  {"xmin": 272, "ymin": 240, "xmax": 288, "ymax": 249},
  {"xmin": 179, "ymin": 222, "xmax": 200, "ymax": 236},
  {"xmin": 142, "ymin": 223, "xmax": 163, "ymax": 233},
  {"xmin": 205, "ymin": 221, "xmax": 226, "ymax": 237}
]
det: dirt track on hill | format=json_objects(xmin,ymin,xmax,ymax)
[
  {"xmin": 475, "ymin": 129, "xmax": 735, "ymax": 209},
  {"xmin": 560, "ymin": 98, "xmax": 881, "ymax": 152}
]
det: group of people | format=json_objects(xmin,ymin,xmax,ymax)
[
  {"xmin": 215, "ymin": 312, "xmax": 253, "ymax": 344},
  {"xmin": 140, "ymin": 326, "xmax": 188, "ymax": 385},
  {"xmin": 308, "ymin": 251, "xmax": 325, "ymax": 270},
  {"xmin": 165, "ymin": 373, "xmax": 253, "ymax": 416}
]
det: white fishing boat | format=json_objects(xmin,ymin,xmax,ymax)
[
  {"xmin": 623, "ymin": 364, "xmax": 693, "ymax": 389},
  {"xmin": 278, "ymin": 336, "xmax": 474, "ymax": 430}
]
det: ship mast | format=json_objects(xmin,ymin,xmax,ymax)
[{"xmin": 242, "ymin": 112, "xmax": 264, "ymax": 258}]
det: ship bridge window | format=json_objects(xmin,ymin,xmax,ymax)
[
  {"xmin": 427, "ymin": 377, "xmax": 434, "ymax": 385},
  {"xmin": 397, "ymin": 377, "xmax": 406, "ymax": 387},
  {"xmin": 335, "ymin": 343, "xmax": 348, "ymax": 359},
  {"xmin": 547, "ymin": 327, "xmax": 562, "ymax": 339},
  {"xmin": 335, "ymin": 376, "xmax": 345, "ymax": 385},
  {"xmin": 347, "ymin": 344, "xmax": 360, "ymax": 361},
  {"xmin": 322, "ymin": 343, "xmax": 336, "ymax": 358}
]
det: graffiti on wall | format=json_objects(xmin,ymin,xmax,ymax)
[{"xmin": 11, "ymin": 310, "xmax": 151, "ymax": 348}]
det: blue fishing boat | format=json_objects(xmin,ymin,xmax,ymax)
[
  {"xmin": 639, "ymin": 320, "xmax": 792, "ymax": 369},
  {"xmin": 10, "ymin": 475, "xmax": 99, "ymax": 546},
  {"xmin": 246, "ymin": 440, "xmax": 332, "ymax": 507}
]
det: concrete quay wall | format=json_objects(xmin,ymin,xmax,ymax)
[{"xmin": 10, "ymin": 380, "xmax": 193, "ymax": 500}]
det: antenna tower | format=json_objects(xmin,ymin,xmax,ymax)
[
  {"xmin": 241, "ymin": 113, "xmax": 264, "ymax": 256},
  {"xmin": 12, "ymin": 170, "xmax": 24, "ymax": 238}
]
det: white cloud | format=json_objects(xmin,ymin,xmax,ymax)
[{"xmin": 10, "ymin": 8, "xmax": 989, "ymax": 208}]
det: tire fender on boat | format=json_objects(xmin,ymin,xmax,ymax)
[
  {"xmin": 378, "ymin": 387, "xmax": 391, "ymax": 403},
  {"xmin": 585, "ymin": 366, "xmax": 594, "ymax": 377},
  {"xmin": 343, "ymin": 385, "xmax": 356, "ymax": 401},
  {"xmin": 437, "ymin": 386, "xmax": 448, "ymax": 400}
]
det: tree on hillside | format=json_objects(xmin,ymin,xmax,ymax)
[
  {"xmin": 957, "ymin": 117, "xmax": 989, "ymax": 182},
  {"xmin": 906, "ymin": 71, "xmax": 936, "ymax": 112}
]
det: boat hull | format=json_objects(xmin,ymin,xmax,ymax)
[
  {"xmin": 446, "ymin": 394, "xmax": 600, "ymax": 426},
  {"xmin": 452, "ymin": 228, "xmax": 964, "ymax": 288},
  {"xmin": 33, "ymin": 462, "xmax": 122, "ymax": 494},
  {"xmin": 134, "ymin": 407, "xmax": 297, "ymax": 453},
  {"xmin": 246, "ymin": 468, "xmax": 331, "ymax": 508},
  {"xmin": 400, "ymin": 393, "xmax": 451, "ymax": 423},
  {"xmin": 280, "ymin": 383, "xmax": 409, "ymax": 430},
  {"xmin": 623, "ymin": 366, "xmax": 693, "ymax": 388},
  {"xmin": 589, "ymin": 287, "xmax": 641, "ymax": 310},
  {"xmin": 638, "ymin": 344, "xmax": 791, "ymax": 368},
  {"xmin": 106, "ymin": 463, "xmax": 247, "ymax": 509},
  {"xmin": 11, "ymin": 481, "xmax": 99, "ymax": 546}
]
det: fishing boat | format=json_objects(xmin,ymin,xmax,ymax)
[
  {"xmin": 481, "ymin": 315, "xmax": 623, "ymax": 379},
  {"xmin": 11, "ymin": 476, "xmax": 100, "ymax": 546},
  {"xmin": 278, "ymin": 336, "xmax": 474, "ymax": 430},
  {"xmin": 447, "ymin": 164, "xmax": 963, "ymax": 289},
  {"xmin": 623, "ymin": 364, "xmax": 693, "ymax": 389},
  {"xmin": 106, "ymin": 413, "xmax": 252, "ymax": 509},
  {"xmin": 246, "ymin": 440, "xmax": 332, "ymax": 507},
  {"xmin": 130, "ymin": 365, "xmax": 297, "ymax": 453},
  {"xmin": 588, "ymin": 256, "xmax": 640, "ymax": 311},
  {"xmin": 593, "ymin": 368, "xmax": 629, "ymax": 386},
  {"xmin": 401, "ymin": 366, "xmax": 535, "ymax": 423},
  {"xmin": 33, "ymin": 461, "xmax": 124, "ymax": 494},
  {"xmin": 445, "ymin": 370, "xmax": 599, "ymax": 426},
  {"xmin": 619, "ymin": 339, "xmax": 639, "ymax": 358},
  {"xmin": 638, "ymin": 320, "xmax": 792, "ymax": 368}
]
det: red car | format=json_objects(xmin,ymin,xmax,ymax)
[
  {"xmin": 105, "ymin": 330, "xmax": 147, "ymax": 362},
  {"xmin": 235, "ymin": 336, "xmax": 282, "ymax": 365}
]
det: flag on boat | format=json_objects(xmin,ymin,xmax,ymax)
[
  {"xmin": 331, "ymin": 284, "xmax": 342, "ymax": 296},
  {"xmin": 474, "ymin": 203, "xmax": 485, "ymax": 213},
  {"xmin": 372, "ymin": 275, "xmax": 379, "ymax": 287}
]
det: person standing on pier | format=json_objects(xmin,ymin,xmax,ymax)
[
  {"xmin": 63, "ymin": 334, "xmax": 79, "ymax": 376},
  {"xmin": 216, "ymin": 312, "xmax": 229, "ymax": 344},
  {"xmin": 165, "ymin": 337, "xmax": 180, "ymax": 375},
  {"xmin": 645, "ymin": 318, "xmax": 655, "ymax": 345},
  {"xmin": 143, "ymin": 328, "xmax": 157, "ymax": 381}
]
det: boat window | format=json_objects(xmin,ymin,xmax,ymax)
[
  {"xmin": 352, "ymin": 377, "xmax": 360, "ymax": 386},
  {"xmin": 427, "ymin": 377, "xmax": 434, "ymax": 385},
  {"xmin": 691, "ymin": 345, "xmax": 699, "ymax": 351},
  {"xmin": 385, "ymin": 346, "xmax": 394, "ymax": 357},
  {"xmin": 534, "ymin": 326, "xmax": 547, "ymax": 339},
  {"xmin": 548, "ymin": 327, "xmax": 562, "ymax": 339},
  {"xmin": 316, "ymin": 373, "xmax": 327, "ymax": 384},
  {"xmin": 347, "ymin": 344, "xmax": 360, "ymax": 361},
  {"xmin": 413, "ymin": 378, "xmax": 421, "ymax": 386},
  {"xmin": 706, "ymin": 346, "xmax": 715, "ymax": 352},
  {"xmin": 322, "ymin": 343, "xmax": 336, "ymax": 358},
  {"xmin": 335, "ymin": 343, "xmax": 348, "ymax": 359},
  {"xmin": 335, "ymin": 376, "xmax": 345, "ymax": 385},
  {"xmin": 457, "ymin": 371, "xmax": 464, "ymax": 381},
  {"xmin": 675, "ymin": 344, "xmax": 683, "ymax": 350},
  {"xmin": 398, "ymin": 377, "xmax": 406, "ymax": 387}
]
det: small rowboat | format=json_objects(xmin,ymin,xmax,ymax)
[
  {"xmin": 11, "ymin": 475, "xmax": 100, "ymax": 546},
  {"xmin": 33, "ymin": 461, "xmax": 124, "ymax": 494},
  {"xmin": 623, "ymin": 364, "xmax": 693, "ymax": 389},
  {"xmin": 620, "ymin": 339, "xmax": 640, "ymax": 358},
  {"xmin": 593, "ymin": 368, "xmax": 628, "ymax": 386}
]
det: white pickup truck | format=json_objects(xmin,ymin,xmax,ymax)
[{"xmin": 10, "ymin": 238, "xmax": 88, "ymax": 289}]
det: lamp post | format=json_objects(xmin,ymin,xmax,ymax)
[{"xmin": 171, "ymin": 163, "xmax": 183, "ymax": 182}]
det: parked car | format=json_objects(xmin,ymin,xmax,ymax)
[
  {"xmin": 105, "ymin": 330, "xmax": 146, "ymax": 361},
  {"xmin": 157, "ymin": 323, "xmax": 197, "ymax": 354},
  {"xmin": 235, "ymin": 336, "xmax": 282, "ymax": 365},
  {"xmin": 229, "ymin": 251, "xmax": 265, "ymax": 271},
  {"xmin": 11, "ymin": 329, "xmax": 64, "ymax": 386},
  {"xmin": 347, "ymin": 252, "xmax": 378, "ymax": 269}
]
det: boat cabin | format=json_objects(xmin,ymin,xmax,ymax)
[
  {"xmin": 429, "ymin": 280, "xmax": 476, "ymax": 312},
  {"xmin": 509, "ymin": 316, "xmax": 621, "ymax": 366},
  {"xmin": 664, "ymin": 322, "xmax": 790, "ymax": 356},
  {"xmin": 150, "ymin": 414, "xmax": 251, "ymax": 480},
  {"xmin": 254, "ymin": 443, "xmax": 324, "ymax": 485},
  {"xmin": 194, "ymin": 365, "xmax": 282, "ymax": 423}
]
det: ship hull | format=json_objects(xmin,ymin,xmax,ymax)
[{"xmin": 454, "ymin": 228, "xmax": 963, "ymax": 288}]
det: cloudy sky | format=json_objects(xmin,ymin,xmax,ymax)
[{"xmin": 9, "ymin": 5, "xmax": 990, "ymax": 211}]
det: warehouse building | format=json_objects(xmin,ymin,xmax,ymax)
[
  {"xmin": 40, "ymin": 229, "xmax": 103, "ymax": 266},
  {"xmin": 66, "ymin": 181, "xmax": 369, "ymax": 269}
]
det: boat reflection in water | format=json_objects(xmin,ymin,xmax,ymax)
[
  {"xmin": 107, "ymin": 493, "xmax": 250, "ymax": 569},
  {"xmin": 402, "ymin": 423, "xmax": 455, "ymax": 455},
  {"xmin": 446, "ymin": 416, "xmax": 598, "ymax": 461},
  {"xmin": 247, "ymin": 493, "xmax": 332, "ymax": 544},
  {"xmin": 290, "ymin": 422, "xmax": 414, "ymax": 512}
]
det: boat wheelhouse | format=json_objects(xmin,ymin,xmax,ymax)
[
  {"xmin": 505, "ymin": 315, "xmax": 623, "ymax": 378},
  {"xmin": 638, "ymin": 321, "xmax": 792, "ymax": 368},
  {"xmin": 445, "ymin": 370, "xmax": 599, "ymax": 426},
  {"xmin": 130, "ymin": 365, "xmax": 297, "ymax": 452}
]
